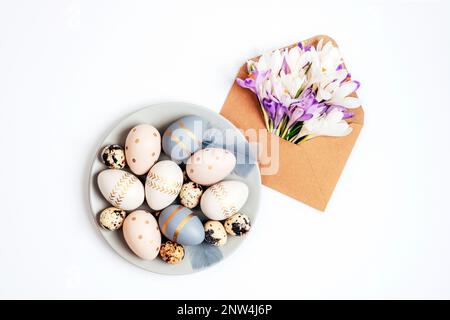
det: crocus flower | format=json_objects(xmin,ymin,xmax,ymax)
[
  {"xmin": 236, "ymin": 37, "xmax": 361, "ymax": 143},
  {"xmin": 236, "ymin": 69, "xmax": 271, "ymax": 95},
  {"xmin": 326, "ymin": 80, "xmax": 361, "ymax": 108},
  {"xmin": 261, "ymin": 97, "xmax": 278, "ymax": 120},
  {"xmin": 286, "ymin": 88, "xmax": 317, "ymax": 128},
  {"xmin": 297, "ymin": 108, "xmax": 352, "ymax": 140},
  {"xmin": 274, "ymin": 104, "xmax": 288, "ymax": 129},
  {"xmin": 327, "ymin": 105, "xmax": 354, "ymax": 119}
]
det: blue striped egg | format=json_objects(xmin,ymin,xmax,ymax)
[
  {"xmin": 162, "ymin": 115, "xmax": 207, "ymax": 162},
  {"xmin": 158, "ymin": 205, "xmax": 205, "ymax": 246}
]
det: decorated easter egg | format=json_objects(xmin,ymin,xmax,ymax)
[
  {"xmin": 145, "ymin": 160, "xmax": 183, "ymax": 210},
  {"xmin": 99, "ymin": 207, "xmax": 126, "ymax": 231},
  {"xmin": 158, "ymin": 205, "xmax": 204, "ymax": 246},
  {"xmin": 186, "ymin": 148, "xmax": 236, "ymax": 186},
  {"xmin": 125, "ymin": 124, "xmax": 161, "ymax": 175},
  {"xmin": 100, "ymin": 144, "xmax": 126, "ymax": 169},
  {"xmin": 179, "ymin": 182, "xmax": 203, "ymax": 208},
  {"xmin": 224, "ymin": 213, "xmax": 251, "ymax": 236},
  {"xmin": 123, "ymin": 210, "xmax": 161, "ymax": 260},
  {"xmin": 159, "ymin": 241, "xmax": 185, "ymax": 264},
  {"xmin": 162, "ymin": 115, "xmax": 207, "ymax": 162},
  {"xmin": 97, "ymin": 169, "xmax": 145, "ymax": 211},
  {"xmin": 200, "ymin": 180, "xmax": 249, "ymax": 220},
  {"xmin": 204, "ymin": 221, "xmax": 227, "ymax": 246}
]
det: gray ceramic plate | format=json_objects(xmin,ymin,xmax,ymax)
[{"xmin": 89, "ymin": 102, "xmax": 261, "ymax": 275}]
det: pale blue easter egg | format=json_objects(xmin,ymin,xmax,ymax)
[
  {"xmin": 162, "ymin": 115, "xmax": 207, "ymax": 162},
  {"xmin": 158, "ymin": 205, "xmax": 205, "ymax": 246}
]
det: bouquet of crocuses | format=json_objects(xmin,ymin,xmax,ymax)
[{"xmin": 236, "ymin": 39, "xmax": 361, "ymax": 144}]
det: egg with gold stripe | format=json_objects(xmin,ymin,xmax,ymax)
[
  {"xmin": 158, "ymin": 205, "xmax": 204, "ymax": 246},
  {"xmin": 125, "ymin": 124, "xmax": 161, "ymax": 175},
  {"xmin": 145, "ymin": 160, "xmax": 183, "ymax": 210},
  {"xmin": 200, "ymin": 180, "xmax": 249, "ymax": 221},
  {"xmin": 162, "ymin": 115, "xmax": 207, "ymax": 162},
  {"xmin": 97, "ymin": 169, "xmax": 145, "ymax": 211}
]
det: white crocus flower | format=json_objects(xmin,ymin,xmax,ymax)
[
  {"xmin": 326, "ymin": 81, "xmax": 361, "ymax": 108},
  {"xmin": 280, "ymin": 71, "xmax": 305, "ymax": 98},
  {"xmin": 271, "ymin": 79, "xmax": 292, "ymax": 106},
  {"xmin": 254, "ymin": 49, "xmax": 283, "ymax": 75},
  {"xmin": 298, "ymin": 108, "xmax": 352, "ymax": 139},
  {"xmin": 307, "ymin": 40, "xmax": 346, "ymax": 95},
  {"xmin": 315, "ymin": 69, "xmax": 348, "ymax": 101}
]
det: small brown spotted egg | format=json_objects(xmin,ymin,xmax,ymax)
[
  {"xmin": 100, "ymin": 144, "xmax": 126, "ymax": 169},
  {"xmin": 224, "ymin": 213, "xmax": 251, "ymax": 236},
  {"xmin": 99, "ymin": 207, "xmax": 126, "ymax": 231},
  {"xmin": 159, "ymin": 241, "xmax": 185, "ymax": 264},
  {"xmin": 204, "ymin": 221, "xmax": 227, "ymax": 246},
  {"xmin": 179, "ymin": 182, "xmax": 203, "ymax": 209}
]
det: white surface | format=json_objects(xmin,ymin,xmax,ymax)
[{"xmin": 0, "ymin": 0, "xmax": 449, "ymax": 299}]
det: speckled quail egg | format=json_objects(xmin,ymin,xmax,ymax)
[
  {"xmin": 159, "ymin": 241, "xmax": 185, "ymax": 264},
  {"xmin": 204, "ymin": 221, "xmax": 227, "ymax": 246},
  {"xmin": 99, "ymin": 207, "xmax": 126, "ymax": 231},
  {"xmin": 224, "ymin": 213, "xmax": 251, "ymax": 236},
  {"xmin": 179, "ymin": 182, "xmax": 203, "ymax": 208},
  {"xmin": 100, "ymin": 144, "xmax": 126, "ymax": 169}
]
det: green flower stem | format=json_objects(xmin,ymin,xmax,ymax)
[
  {"xmin": 260, "ymin": 107, "xmax": 271, "ymax": 132},
  {"xmin": 281, "ymin": 123, "xmax": 290, "ymax": 138},
  {"xmin": 294, "ymin": 135, "xmax": 309, "ymax": 144}
]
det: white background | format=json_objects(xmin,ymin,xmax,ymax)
[{"xmin": 1, "ymin": 0, "xmax": 449, "ymax": 299}]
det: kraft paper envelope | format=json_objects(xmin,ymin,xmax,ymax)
[{"xmin": 220, "ymin": 35, "xmax": 364, "ymax": 211}]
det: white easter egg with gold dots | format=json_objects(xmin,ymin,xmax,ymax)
[
  {"xmin": 186, "ymin": 148, "xmax": 236, "ymax": 186},
  {"xmin": 123, "ymin": 210, "xmax": 161, "ymax": 260},
  {"xmin": 125, "ymin": 124, "xmax": 161, "ymax": 175}
]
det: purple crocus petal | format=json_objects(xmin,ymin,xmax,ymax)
[
  {"xmin": 236, "ymin": 77, "xmax": 256, "ymax": 93},
  {"xmin": 274, "ymin": 105, "xmax": 287, "ymax": 128},
  {"xmin": 298, "ymin": 42, "xmax": 303, "ymax": 50},
  {"xmin": 262, "ymin": 97, "xmax": 278, "ymax": 120},
  {"xmin": 352, "ymin": 80, "xmax": 361, "ymax": 92},
  {"xmin": 298, "ymin": 113, "xmax": 313, "ymax": 121},
  {"xmin": 281, "ymin": 57, "xmax": 291, "ymax": 74},
  {"xmin": 336, "ymin": 64, "xmax": 344, "ymax": 71},
  {"xmin": 341, "ymin": 72, "xmax": 352, "ymax": 84},
  {"xmin": 316, "ymin": 103, "xmax": 328, "ymax": 115},
  {"xmin": 343, "ymin": 111, "xmax": 354, "ymax": 119},
  {"xmin": 304, "ymin": 45, "xmax": 312, "ymax": 52},
  {"xmin": 287, "ymin": 106, "xmax": 305, "ymax": 128},
  {"xmin": 326, "ymin": 105, "xmax": 353, "ymax": 119},
  {"xmin": 237, "ymin": 69, "xmax": 271, "ymax": 95},
  {"xmin": 287, "ymin": 86, "xmax": 325, "ymax": 124}
]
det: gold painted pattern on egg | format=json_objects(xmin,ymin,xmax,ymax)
[
  {"xmin": 109, "ymin": 172, "xmax": 138, "ymax": 207},
  {"xmin": 173, "ymin": 213, "xmax": 194, "ymax": 242},
  {"xmin": 177, "ymin": 120, "xmax": 202, "ymax": 147},
  {"xmin": 210, "ymin": 183, "xmax": 237, "ymax": 218},
  {"xmin": 165, "ymin": 129, "xmax": 191, "ymax": 154},
  {"xmin": 146, "ymin": 172, "xmax": 182, "ymax": 196},
  {"xmin": 161, "ymin": 205, "xmax": 184, "ymax": 234}
]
